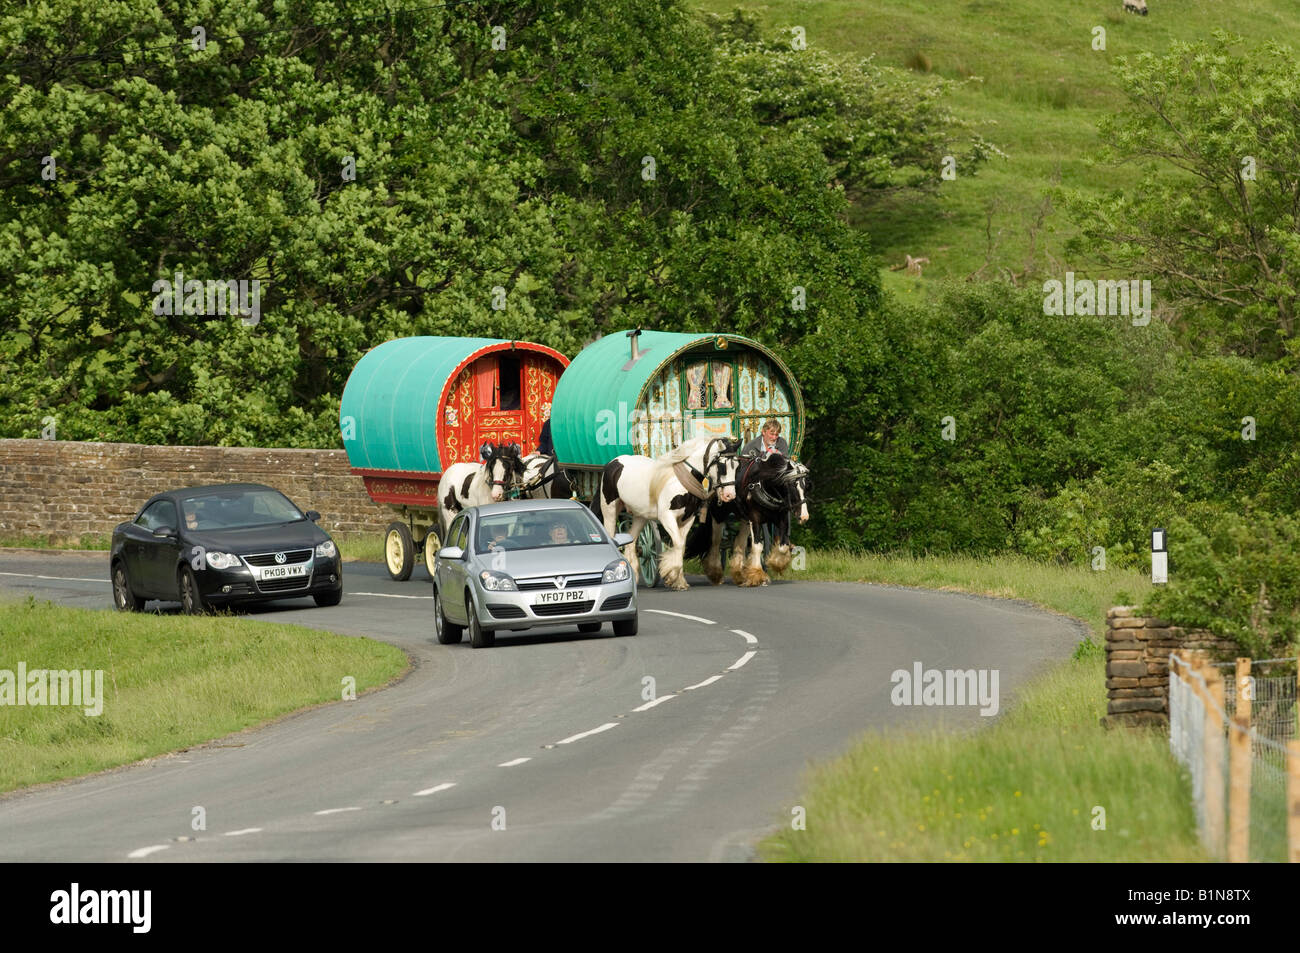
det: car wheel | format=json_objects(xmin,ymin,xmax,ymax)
[
  {"xmin": 613, "ymin": 615, "xmax": 638, "ymax": 637},
  {"xmin": 467, "ymin": 592, "xmax": 494, "ymax": 648},
  {"xmin": 179, "ymin": 566, "xmax": 208, "ymax": 615},
  {"xmin": 314, "ymin": 588, "xmax": 343, "ymax": 607},
  {"xmin": 111, "ymin": 561, "xmax": 146, "ymax": 612},
  {"xmin": 422, "ymin": 528, "xmax": 441, "ymax": 582},
  {"xmin": 577, "ymin": 622, "xmax": 602, "ymax": 633},
  {"xmin": 384, "ymin": 521, "xmax": 415, "ymax": 581},
  {"xmin": 434, "ymin": 587, "xmax": 464, "ymax": 644}
]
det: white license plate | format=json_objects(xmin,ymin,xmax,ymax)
[
  {"xmin": 535, "ymin": 589, "xmax": 585, "ymax": 604},
  {"xmin": 258, "ymin": 564, "xmax": 308, "ymax": 580}
]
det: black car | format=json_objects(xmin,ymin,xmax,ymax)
[{"xmin": 110, "ymin": 483, "xmax": 343, "ymax": 613}]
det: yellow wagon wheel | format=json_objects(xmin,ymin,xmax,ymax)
[{"xmin": 385, "ymin": 521, "xmax": 415, "ymax": 581}]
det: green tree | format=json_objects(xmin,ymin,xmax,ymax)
[{"xmin": 1064, "ymin": 34, "xmax": 1300, "ymax": 359}]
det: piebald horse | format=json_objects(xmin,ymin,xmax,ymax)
[
  {"xmin": 439, "ymin": 442, "xmax": 526, "ymax": 537},
  {"xmin": 686, "ymin": 452, "xmax": 809, "ymax": 586},
  {"xmin": 519, "ymin": 452, "xmax": 574, "ymax": 501},
  {"xmin": 591, "ymin": 436, "xmax": 739, "ymax": 590}
]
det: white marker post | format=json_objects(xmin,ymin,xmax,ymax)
[{"xmin": 1151, "ymin": 527, "xmax": 1168, "ymax": 584}]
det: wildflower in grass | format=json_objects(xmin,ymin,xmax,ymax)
[
  {"xmin": 1014, "ymin": 790, "xmax": 1021, "ymax": 797},
  {"xmin": 1012, "ymin": 827, "xmax": 1019, "ymax": 835}
]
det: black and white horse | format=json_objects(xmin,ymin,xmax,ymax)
[
  {"xmin": 686, "ymin": 452, "xmax": 809, "ymax": 586},
  {"xmin": 439, "ymin": 442, "xmax": 526, "ymax": 535},
  {"xmin": 591, "ymin": 436, "xmax": 739, "ymax": 590},
  {"xmin": 519, "ymin": 452, "xmax": 574, "ymax": 501}
]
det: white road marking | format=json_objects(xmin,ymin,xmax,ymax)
[
  {"xmin": 0, "ymin": 571, "xmax": 108, "ymax": 584},
  {"xmin": 727, "ymin": 650, "xmax": 757, "ymax": 671},
  {"xmin": 498, "ymin": 757, "xmax": 531, "ymax": 767},
  {"xmin": 645, "ymin": 608, "xmax": 716, "ymax": 625},
  {"xmin": 632, "ymin": 694, "xmax": 677, "ymax": 712},
  {"xmin": 127, "ymin": 845, "xmax": 170, "ymax": 859},
  {"xmin": 683, "ymin": 674, "xmax": 724, "ymax": 691},
  {"xmin": 732, "ymin": 628, "xmax": 759, "ymax": 645},
  {"xmin": 224, "ymin": 828, "xmax": 263, "ymax": 837},
  {"xmin": 414, "ymin": 783, "xmax": 456, "ymax": 796},
  {"xmin": 556, "ymin": 722, "xmax": 620, "ymax": 745},
  {"xmin": 351, "ymin": 591, "xmax": 433, "ymax": 600},
  {"xmin": 313, "ymin": 807, "xmax": 362, "ymax": 815}
]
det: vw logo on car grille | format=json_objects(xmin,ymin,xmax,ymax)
[
  {"xmin": 555, "ymin": 576, "xmax": 566, "ymax": 589},
  {"xmin": 275, "ymin": 552, "xmax": 287, "ymax": 564}
]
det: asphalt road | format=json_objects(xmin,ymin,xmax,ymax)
[{"xmin": 0, "ymin": 551, "xmax": 1085, "ymax": 862}]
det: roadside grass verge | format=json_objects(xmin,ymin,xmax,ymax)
[
  {"xmin": 0, "ymin": 597, "xmax": 409, "ymax": 793},
  {"xmin": 0, "ymin": 533, "xmax": 111, "ymax": 550},
  {"xmin": 760, "ymin": 654, "xmax": 1205, "ymax": 861}
]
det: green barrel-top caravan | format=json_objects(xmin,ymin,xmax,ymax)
[{"xmin": 548, "ymin": 329, "xmax": 805, "ymax": 584}]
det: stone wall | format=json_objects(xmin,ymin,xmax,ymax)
[
  {"xmin": 0, "ymin": 439, "xmax": 390, "ymax": 540},
  {"xmin": 1103, "ymin": 605, "xmax": 1241, "ymax": 728}
]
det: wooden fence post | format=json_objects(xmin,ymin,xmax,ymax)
[
  {"xmin": 1227, "ymin": 715, "xmax": 1251, "ymax": 862},
  {"xmin": 1288, "ymin": 740, "xmax": 1300, "ymax": 863},
  {"xmin": 1203, "ymin": 667, "xmax": 1226, "ymax": 859},
  {"xmin": 1235, "ymin": 657, "xmax": 1252, "ymax": 727}
]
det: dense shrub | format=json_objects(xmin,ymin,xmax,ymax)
[{"xmin": 1142, "ymin": 506, "xmax": 1300, "ymax": 658}]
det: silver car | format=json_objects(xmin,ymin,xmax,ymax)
[{"xmin": 432, "ymin": 499, "xmax": 638, "ymax": 648}]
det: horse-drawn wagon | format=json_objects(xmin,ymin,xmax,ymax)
[
  {"xmin": 547, "ymin": 329, "xmax": 805, "ymax": 586},
  {"xmin": 339, "ymin": 336, "xmax": 569, "ymax": 580}
]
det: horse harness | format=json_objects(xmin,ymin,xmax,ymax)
[
  {"xmin": 674, "ymin": 438, "xmax": 733, "ymax": 501},
  {"xmin": 737, "ymin": 452, "xmax": 793, "ymax": 512}
]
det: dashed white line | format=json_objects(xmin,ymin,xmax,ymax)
[
  {"xmin": 732, "ymin": 628, "xmax": 759, "ymax": 645},
  {"xmin": 645, "ymin": 608, "xmax": 716, "ymax": 625},
  {"xmin": 683, "ymin": 674, "xmax": 724, "ymax": 691},
  {"xmin": 632, "ymin": 694, "xmax": 677, "ymax": 712},
  {"xmin": 498, "ymin": 757, "xmax": 531, "ymax": 767},
  {"xmin": 127, "ymin": 845, "xmax": 170, "ymax": 859},
  {"xmin": 557, "ymin": 722, "xmax": 620, "ymax": 745},
  {"xmin": 727, "ymin": 650, "xmax": 757, "ymax": 671},
  {"xmin": 223, "ymin": 828, "xmax": 263, "ymax": 837},
  {"xmin": 414, "ymin": 783, "xmax": 456, "ymax": 796},
  {"xmin": 351, "ymin": 591, "xmax": 433, "ymax": 600},
  {"xmin": 313, "ymin": 807, "xmax": 362, "ymax": 815}
]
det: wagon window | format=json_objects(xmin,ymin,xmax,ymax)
[{"xmin": 499, "ymin": 355, "xmax": 521, "ymax": 411}]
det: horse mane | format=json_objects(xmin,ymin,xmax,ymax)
[{"xmin": 656, "ymin": 436, "xmax": 711, "ymax": 465}]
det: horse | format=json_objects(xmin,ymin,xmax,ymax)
[
  {"xmin": 518, "ymin": 452, "xmax": 574, "ymax": 500},
  {"xmin": 764, "ymin": 460, "xmax": 811, "ymax": 575},
  {"xmin": 686, "ymin": 451, "xmax": 809, "ymax": 586},
  {"xmin": 591, "ymin": 436, "xmax": 739, "ymax": 590},
  {"xmin": 439, "ymin": 442, "xmax": 526, "ymax": 537}
]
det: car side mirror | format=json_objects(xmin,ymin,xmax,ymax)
[
  {"xmin": 612, "ymin": 533, "xmax": 634, "ymax": 547},
  {"xmin": 306, "ymin": 510, "xmax": 321, "ymax": 522},
  {"xmin": 437, "ymin": 546, "xmax": 465, "ymax": 561},
  {"xmin": 153, "ymin": 526, "xmax": 176, "ymax": 538}
]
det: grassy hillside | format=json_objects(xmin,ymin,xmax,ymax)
[{"xmin": 693, "ymin": 0, "xmax": 1300, "ymax": 290}]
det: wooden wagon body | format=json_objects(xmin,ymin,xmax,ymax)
[
  {"xmin": 340, "ymin": 336, "xmax": 569, "ymax": 579},
  {"xmin": 548, "ymin": 329, "xmax": 805, "ymax": 583}
]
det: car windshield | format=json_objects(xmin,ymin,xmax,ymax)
[
  {"xmin": 181, "ymin": 489, "xmax": 304, "ymax": 531},
  {"xmin": 476, "ymin": 511, "xmax": 607, "ymax": 552}
]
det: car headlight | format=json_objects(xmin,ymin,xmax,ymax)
[
  {"xmin": 478, "ymin": 570, "xmax": 517, "ymax": 591},
  {"xmin": 315, "ymin": 540, "xmax": 337, "ymax": 559},
  {"xmin": 206, "ymin": 551, "xmax": 242, "ymax": 570},
  {"xmin": 603, "ymin": 558, "xmax": 630, "ymax": 583}
]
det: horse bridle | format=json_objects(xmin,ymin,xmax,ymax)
[
  {"xmin": 736, "ymin": 452, "xmax": 800, "ymax": 511},
  {"xmin": 699, "ymin": 438, "xmax": 742, "ymax": 498},
  {"xmin": 520, "ymin": 454, "xmax": 560, "ymax": 493}
]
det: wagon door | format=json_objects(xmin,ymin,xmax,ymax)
[{"xmin": 472, "ymin": 354, "xmax": 526, "ymax": 451}]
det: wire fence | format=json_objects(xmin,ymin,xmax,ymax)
[{"xmin": 1169, "ymin": 652, "xmax": 1300, "ymax": 862}]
